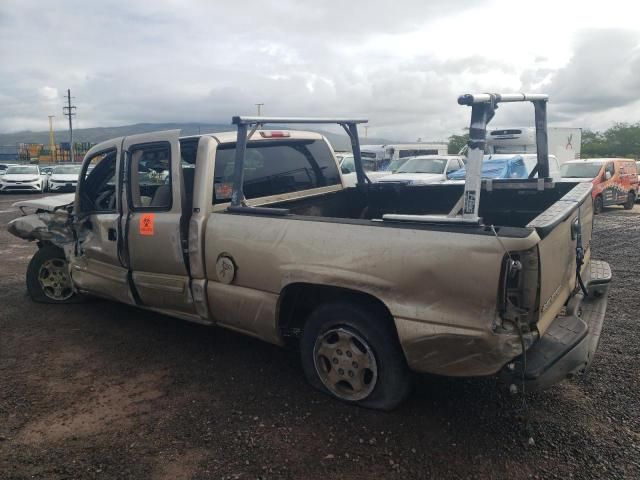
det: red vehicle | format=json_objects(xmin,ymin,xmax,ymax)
[{"xmin": 561, "ymin": 158, "xmax": 638, "ymax": 213}]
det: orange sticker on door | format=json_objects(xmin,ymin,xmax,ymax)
[{"xmin": 139, "ymin": 213, "xmax": 155, "ymax": 236}]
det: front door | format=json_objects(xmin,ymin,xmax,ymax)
[
  {"xmin": 121, "ymin": 131, "xmax": 196, "ymax": 315},
  {"xmin": 70, "ymin": 140, "xmax": 134, "ymax": 305}
]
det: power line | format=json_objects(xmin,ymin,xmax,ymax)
[{"xmin": 63, "ymin": 89, "xmax": 76, "ymax": 162}]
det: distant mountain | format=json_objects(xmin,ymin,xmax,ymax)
[{"xmin": 0, "ymin": 122, "xmax": 395, "ymax": 151}]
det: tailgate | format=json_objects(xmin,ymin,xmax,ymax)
[{"xmin": 527, "ymin": 183, "xmax": 593, "ymax": 334}]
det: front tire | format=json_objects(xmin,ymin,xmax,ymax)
[
  {"xmin": 594, "ymin": 195, "xmax": 604, "ymax": 214},
  {"xmin": 623, "ymin": 191, "xmax": 635, "ymax": 210},
  {"xmin": 26, "ymin": 245, "xmax": 83, "ymax": 303},
  {"xmin": 300, "ymin": 301, "xmax": 411, "ymax": 410}
]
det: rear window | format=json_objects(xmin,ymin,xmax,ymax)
[{"xmin": 213, "ymin": 139, "xmax": 340, "ymax": 203}]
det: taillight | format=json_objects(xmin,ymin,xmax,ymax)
[
  {"xmin": 259, "ymin": 131, "xmax": 290, "ymax": 138},
  {"xmin": 498, "ymin": 248, "xmax": 539, "ymax": 330}
]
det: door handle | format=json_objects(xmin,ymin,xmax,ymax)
[{"xmin": 108, "ymin": 228, "xmax": 117, "ymax": 241}]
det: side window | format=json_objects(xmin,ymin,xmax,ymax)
[
  {"xmin": 605, "ymin": 162, "xmax": 615, "ymax": 177},
  {"xmin": 341, "ymin": 156, "xmax": 355, "ymax": 173},
  {"xmin": 80, "ymin": 149, "xmax": 117, "ymax": 212},
  {"xmin": 130, "ymin": 143, "xmax": 172, "ymax": 210},
  {"xmin": 212, "ymin": 139, "xmax": 341, "ymax": 203},
  {"xmin": 446, "ymin": 160, "xmax": 460, "ymax": 173}
]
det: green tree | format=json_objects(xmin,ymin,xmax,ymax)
[
  {"xmin": 602, "ymin": 122, "xmax": 640, "ymax": 158},
  {"xmin": 582, "ymin": 123, "xmax": 640, "ymax": 159},
  {"xmin": 448, "ymin": 132, "xmax": 469, "ymax": 154},
  {"xmin": 581, "ymin": 129, "xmax": 606, "ymax": 158}
]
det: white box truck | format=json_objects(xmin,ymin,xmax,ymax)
[
  {"xmin": 487, "ymin": 127, "xmax": 581, "ymax": 164},
  {"xmin": 361, "ymin": 143, "xmax": 449, "ymax": 170}
]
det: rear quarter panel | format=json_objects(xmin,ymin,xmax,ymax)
[{"xmin": 203, "ymin": 212, "xmax": 539, "ymax": 373}]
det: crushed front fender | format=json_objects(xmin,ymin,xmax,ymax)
[{"xmin": 7, "ymin": 210, "xmax": 75, "ymax": 246}]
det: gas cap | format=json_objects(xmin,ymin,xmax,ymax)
[{"xmin": 215, "ymin": 254, "xmax": 236, "ymax": 284}]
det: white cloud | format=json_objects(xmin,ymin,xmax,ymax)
[
  {"xmin": 39, "ymin": 86, "xmax": 58, "ymax": 100},
  {"xmin": 1, "ymin": 0, "xmax": 639, "ymax": 140}
]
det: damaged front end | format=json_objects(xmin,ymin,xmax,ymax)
[
  {"xmin": 7, "ymin": 195, "xmax": 79, "ymax": 253},
  {"xmin": 8, "ymin": 209, "xmax": 75, "ymax": 245}
]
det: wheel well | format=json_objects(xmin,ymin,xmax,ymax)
[{"xmin": 278, "ymin": 283, "xmax": 396, "ymax": 344}]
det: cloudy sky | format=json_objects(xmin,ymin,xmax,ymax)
[{"xmin": 1, "ymin": 0, "xmax": 639, "ymax": 141}]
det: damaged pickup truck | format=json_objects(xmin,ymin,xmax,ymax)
[{"xmin": 9, "ymin": 93, "xmax": 611, "ymax": 410}]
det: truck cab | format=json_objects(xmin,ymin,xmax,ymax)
[{"xmin": 63, "ymin": 129, "xmax": 343, "ymax": 318}]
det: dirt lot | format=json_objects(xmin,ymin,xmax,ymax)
[{"xmin": 0, "ymin": 193, "xmax": 639, "ymax": 479}]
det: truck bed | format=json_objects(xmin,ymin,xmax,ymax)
[{"xmin": 265, "ymin": 181, "xmax": 580, "ymax": 230}]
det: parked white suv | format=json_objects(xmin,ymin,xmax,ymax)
[
  {"xmin": 0, "ymin": 165, "xmax": 44, "ymax": 193},
  {"xmin": 377, "ymin": 155, "xmax": 465, "ymax": 184},
  {"xmin": 47, "ymin": 164, "xmax": 83, "ymax": 192}
]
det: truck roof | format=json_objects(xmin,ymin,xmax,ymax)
[
  {"xmin": 181, "ymin": 130, "xmax": 325, "ymax": 144},
  {"xmin": 87, "ymin": 129, "xmax": 326, "ymax": 156}
]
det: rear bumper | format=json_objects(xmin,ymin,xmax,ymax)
[{"xmin": 501, "ymin": 260, "xmax": 611, "ymax": 390}]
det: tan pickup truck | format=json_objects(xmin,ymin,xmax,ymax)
[{"xmin": 9, "ymin": 93, "xmax": 611, "ymax": 410}]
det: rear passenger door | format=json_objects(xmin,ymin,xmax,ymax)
[{"xmin": 122, "ymin": 131, "xmax": 196, "ymax": 315}]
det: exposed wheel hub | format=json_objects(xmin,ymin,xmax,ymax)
[
  {"xmin": 313, "ymin": 327, "xmax": 378, "ymax": 401},
  {"xmin": 38, "ymin": 258, "xmax": 73, "ymax": 301}
]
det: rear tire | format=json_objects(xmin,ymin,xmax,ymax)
[
  {"xmin": 300, "ymin": 301, "xmax": 412, "ymax": 410},
  {"xmin": 623, "ymin": 191, "xmax": 635, "ymax": 210},
  {"xmin": 26, "ymin": 245, "xmax": 84, "ymax": 304},
  {"xmin": 594, "ymin": 195, "xmax": 604, "ymax": 215}
]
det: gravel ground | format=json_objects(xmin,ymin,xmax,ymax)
[{"xmin": 0, "ymin": 193, "xmax": 638, "ymax": 479}]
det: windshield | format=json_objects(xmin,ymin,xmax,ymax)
[
  {"xmin": 561, "ymin": 163, "xmax": 603, "ymax": 178},
  {"xmin": 6, "ymin": 166, "xmax": 39, "ymax": 175},
  {"xmin": 396, "ymin": 158, "xmax": 447, "ymax": 174},
  {"xmin": 53, "ymin": 165, "xmax": 82, "ymax": 175},
  {"xmin": 386, "ymin": 158, "xmax": 409, "ymax": 172}
]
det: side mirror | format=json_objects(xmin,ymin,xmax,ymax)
[
  {"xmin": 341, "ymin": 166, "xmax": 351, "ymax": 175},
  {"xmin": 605, "ymin": 171, "xmax": 612, "ymax": 181}
]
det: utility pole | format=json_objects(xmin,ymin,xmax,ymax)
[
  {"xmin": 63, "ymin": 89, "xmax": 76, "ymax": 162},
  {"xmin": 364, "ymin": 125, "xmax": 369, "ymax": 138},
  {"xmin": 255, "ymin": 103, "xmax": 264, "ymax": 116},
  {"xmin": 48, "ymin": 115, "xmax": 56, "ymax": 163}
]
